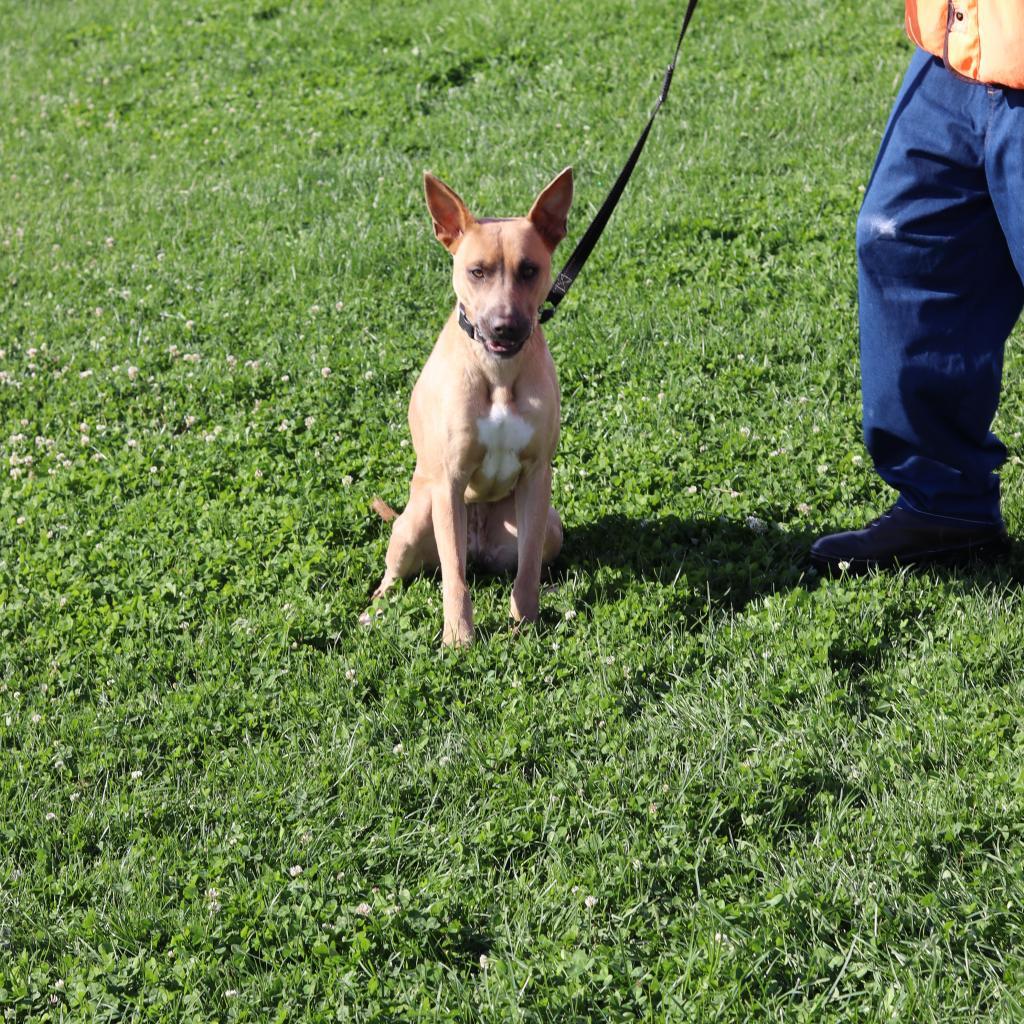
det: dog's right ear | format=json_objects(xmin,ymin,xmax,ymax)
[{"xmin": 423, "ymin": 173, "xmax": 475, "ymax": 254}]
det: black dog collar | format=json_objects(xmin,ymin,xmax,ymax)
[{"xmin": 458, "ymin": 303, "xmax": 477, "ymax": 341}]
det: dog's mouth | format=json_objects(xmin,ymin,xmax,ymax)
[{"xmin": 481, "ymin": 335, "xmax": 527, "ymax": 359}]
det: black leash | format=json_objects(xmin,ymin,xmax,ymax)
[{"xmin": 538, "ymin": 0, "xmax": 701, "ymax": 325}]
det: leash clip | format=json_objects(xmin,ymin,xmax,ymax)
[{"xmin": 659, "ymin": 64, "xmax": 675, "ymax": 104}]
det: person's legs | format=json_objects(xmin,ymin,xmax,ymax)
[
  {"xmin": 811, "ymin": 52, "xmax": 1024, "ymax": 572},
  {"xmin": 858, "ymin": 51, "xmax": 1024, "ymax": 526},
  {"xmin": 987, "ymin": 87, "xmax": 1024, "ymax": 313}
]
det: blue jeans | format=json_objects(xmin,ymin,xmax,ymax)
[{"xmin": 858, "ymin": 49, "xmax": 1024, "ymax": 527}]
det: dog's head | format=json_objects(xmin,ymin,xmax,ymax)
[{"xmin": 423, "ymin": 168, "xmax": 573, "ymax": 359}]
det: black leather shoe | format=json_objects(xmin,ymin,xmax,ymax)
[{"xmin": 810, "ymin": 505, "xmax": 1010, "ymax": 575}]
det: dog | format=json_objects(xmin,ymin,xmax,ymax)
[{"xmin": 364, "ymin": 168, "xmax": 574, "ymax": 645}]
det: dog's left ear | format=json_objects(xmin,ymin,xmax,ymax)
[{"xmin": 527, "ymin": 167, "xmax": 573, "ymax": 250}]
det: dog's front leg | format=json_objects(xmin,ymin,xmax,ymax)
[
  {"xmin": 432, "ymin": 483, "xmax": 474, "ymax": 646},
  {"xmin": 510, "ymin": 463, "xmax": 552, "ymax": 624}
]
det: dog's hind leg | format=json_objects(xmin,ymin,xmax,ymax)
[
  {"xmin": 482, "ymin": 497, "xmax": 563, "ymax": 573},
  {"xmin": 361, "ymin": 480, "xmax": 437, "ymax": 624}
]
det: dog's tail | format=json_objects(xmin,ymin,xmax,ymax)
[{"xmin": 371, "ymin": 497, "xmax": 398, "ymax": 522}]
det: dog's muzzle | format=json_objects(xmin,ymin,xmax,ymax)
[{"xmin": 458, "ymin": 304, "xmax": 532, "ymax": 358}]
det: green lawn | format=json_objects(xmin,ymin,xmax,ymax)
[{"xmin": 3, "ymin": 0, "xmax": 1024, "ymax": 1019}]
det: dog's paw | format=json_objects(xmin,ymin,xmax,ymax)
[
  {"xmin": 510, "ymin": 590, "xmax": 539, "ymax": 624},
  {"xmin": 442, "ymin": 620, "xmax": 474, "ymax": 647}
]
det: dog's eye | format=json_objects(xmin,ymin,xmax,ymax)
[
  {"xmin": 468, "ymin": 267, "xmax": 486, "ymax": 280},
  {"xmin": 519, "ymin": 262, "xmax": 538, "ymax": 280}
]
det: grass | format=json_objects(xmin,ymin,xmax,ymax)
[{"xmin": 3, "ymin": 0, "xmax": 1024, "ymax": 1019}]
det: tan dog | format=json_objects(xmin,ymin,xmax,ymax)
[{"xmin": 365, "ymin": 168, "xmax": 574, "ymax": 645}]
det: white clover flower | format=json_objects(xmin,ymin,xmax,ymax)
[
  {"xmin": 584, "ymin": 895, "xmax": 598, "ymax": 909},
  {"xmin": 838, "ymin": 560, "xmax": 851, "ymax": 572},
  {"xmin": 342, "ymin": 475, "xmax": 353, "ymax": 486},
  {"xmin": 746, "ymin": 515, "xmax": 768, "ymax": 535},
  {"xmin": 321, "ymin": 366, "xmax": 332, "ymax": 379},
  {"xmin": 392, "ymin": 742, "xmax": 404, "ymax": 755},
  {"xmin": 130, "ymin": 769, "xmax": 142, "ymax": 780},
  {"xmin": 127, "ymin": 366, "xmax": 139, "ymax": 381},
  {"xmin": 289, "ymin": 865, "xmax": 303, "ymax": 878},
  {"xmin": 355, "ymin": 902, "xmax": 372, "ymax": 916}
]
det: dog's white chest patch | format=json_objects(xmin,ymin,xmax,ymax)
[{"xmin": 476, "ymin": 405, "xmax": 533, "ymax": 485}]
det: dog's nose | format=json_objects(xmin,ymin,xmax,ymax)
[{"xmin": 488, "ymin": 315, "xmax": 531, "ymax": 343}]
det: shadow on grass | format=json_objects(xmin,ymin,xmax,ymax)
[
  {"xmin": 555, "ymin": 510, "xmax": 820, "ymax": 621},
  {"xmin": 557, "ymin": 509, "xmax": 1023, "ymax": 624}
]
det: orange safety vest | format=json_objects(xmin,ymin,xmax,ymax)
[{"xmin": 906, "ymin": 1, "xmax": 1024, "ymax": 87}]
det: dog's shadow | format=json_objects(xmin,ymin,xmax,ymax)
[
  {"xmin": 547, "ymin": 510, "xmax": 819, "ymax": 623},
  {"xmin": 553, "ymin": 509, "xmax": 1022, "ymax": 625}
]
